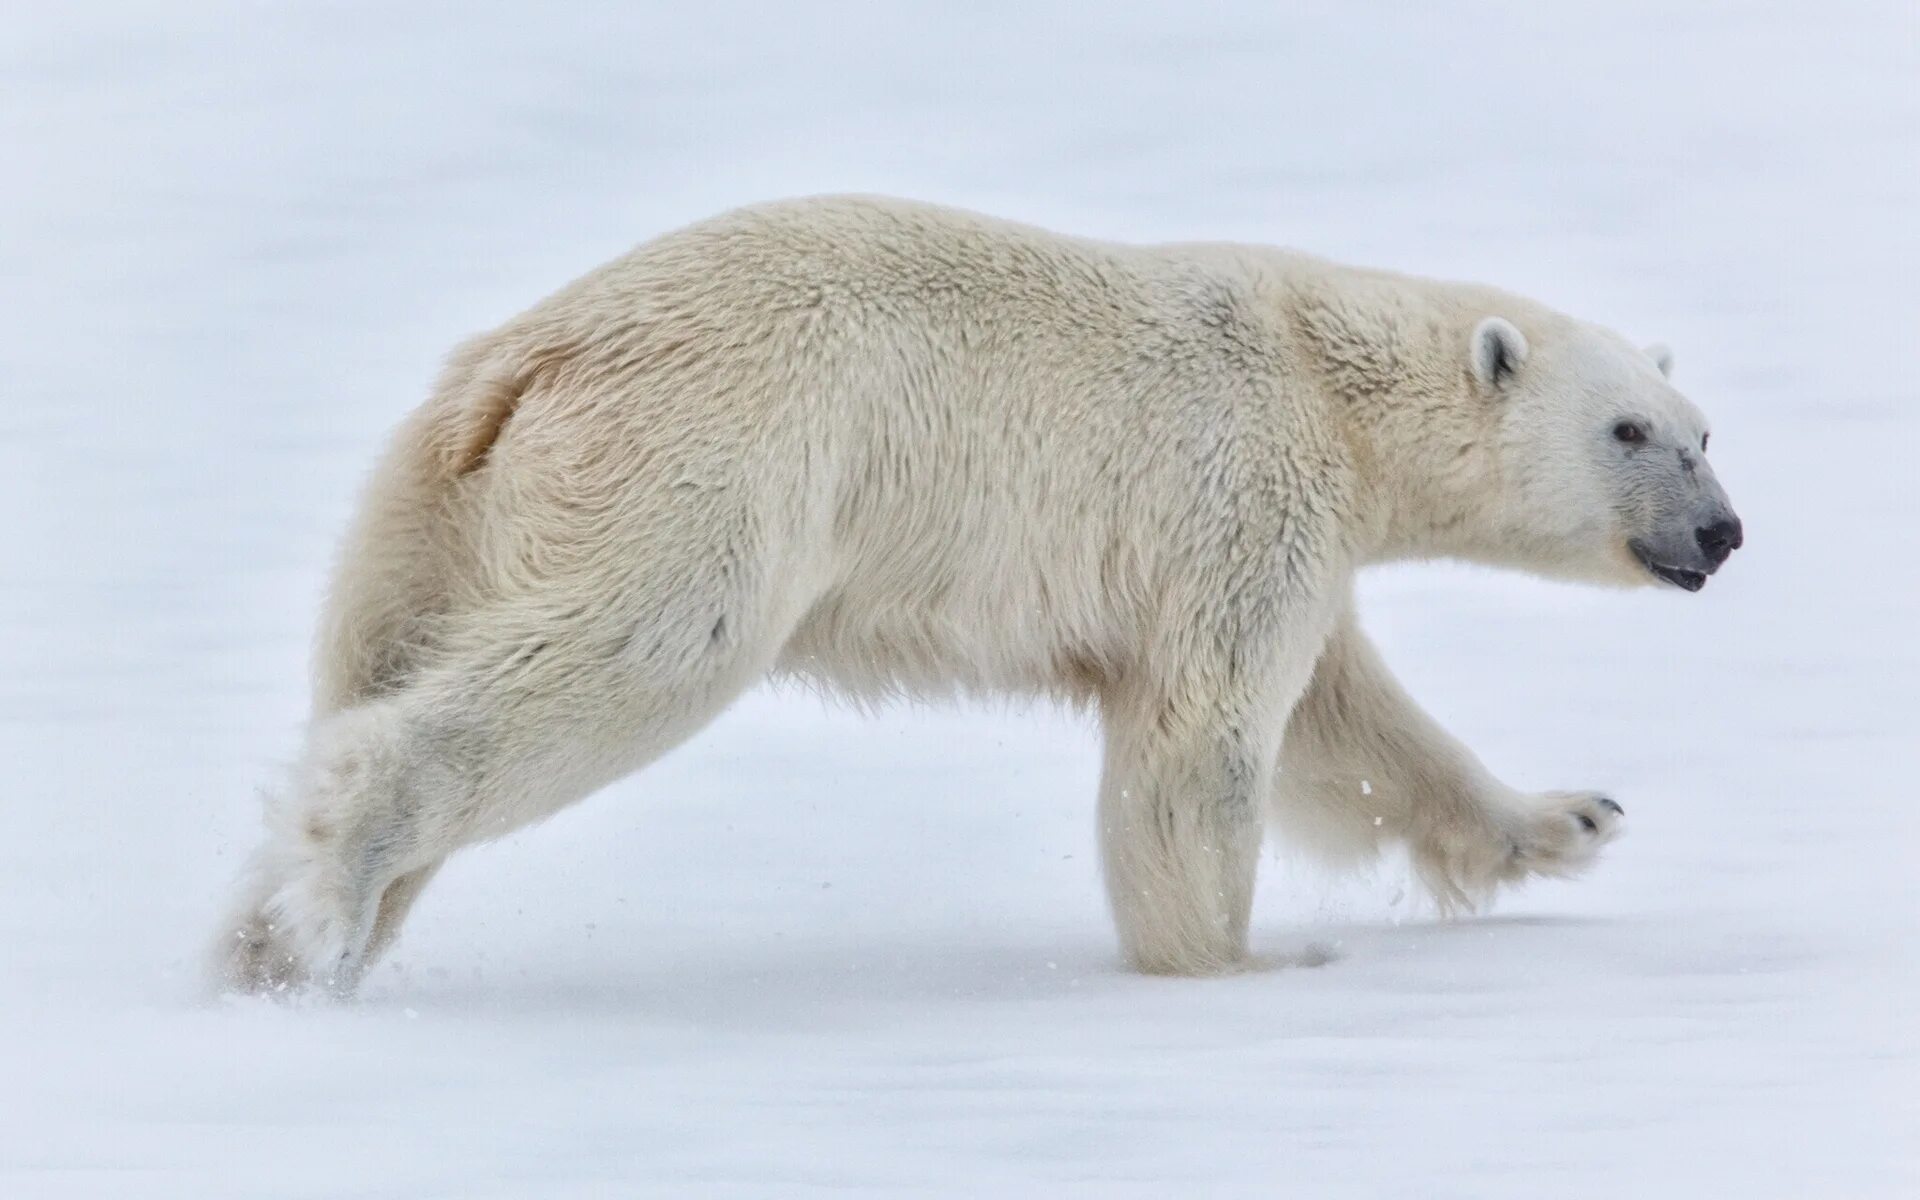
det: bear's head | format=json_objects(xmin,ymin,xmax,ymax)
[{"xmin": 1463, "ymin": 314, "xmax": 1742, "ymax": 591}]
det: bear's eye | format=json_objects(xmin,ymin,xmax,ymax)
[{"xmin": 1613, "ymin": 421, "xmax": 1647, "ymax": 445}]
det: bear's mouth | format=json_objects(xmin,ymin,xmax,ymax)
[{"xmin": 1630, "ymin": 541, "xmax": 1708, "ymax": 592}]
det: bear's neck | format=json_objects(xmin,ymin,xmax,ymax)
[
  {"xmin": 1287, "ymin": 278, "xmax": 1506, "ymax": 567},
  {"xmin": 1340, "ymin": 417, "xmax": 1505, "ymax": 568}
]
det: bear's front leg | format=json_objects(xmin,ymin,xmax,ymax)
[
  {"xmin": 1099, "ymin": 719, "xmax": 1269, "ymax": 974},
  {"xmin": 1097, "ymin": 624, "xmax": 1321, "ymax": 975},
  {"xmin": 1272, "ymin": 605, "xmax": 1624, "ymax": 911}
]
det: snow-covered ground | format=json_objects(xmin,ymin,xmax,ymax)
[{"xmin": 2, "ymin": 3, "xmax": 1915, "ymax": 1196}]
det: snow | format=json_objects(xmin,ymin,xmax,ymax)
[{"xmin": 2, "ymin": 2, "xmax": 1916, "ymax": 1195}]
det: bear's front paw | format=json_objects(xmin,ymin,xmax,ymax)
[
  {"xmin": 1505, "ymin": 789, "xmax": 1624, "ymax": 879},
  {"xmin": 1413, "ymin": 789, "xmax": 1624, "ymax": 912}
]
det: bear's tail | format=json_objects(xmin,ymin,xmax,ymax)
[{"xmin": 310, "ymin": 335, "xmax": 559, "ymax": 714}]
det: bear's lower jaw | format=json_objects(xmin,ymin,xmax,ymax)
[
  {"xmin": 1647, "ymin": 562, "xmax": 1707, "ymax": 591},
  {"xmin": 1629, "ymin": 540, "xmax": 1710, "ymax": 592}
]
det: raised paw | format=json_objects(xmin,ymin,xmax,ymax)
[
  {"xmin": 1411, "ymin": 788, "xmax": 1624, "ymax": 913},
  {"xmin": 1505, "ymin": 789, "xmax": 1624, "ymax": 878}
]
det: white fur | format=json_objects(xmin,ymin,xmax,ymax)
[{"xmin": 212, "ymin": 195, "xmax": 1724, "ymax": 992}]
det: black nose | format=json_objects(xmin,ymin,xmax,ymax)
[{"xmin": 1695, "ymin": 517, "xmax": 1744, "ymax": 565}]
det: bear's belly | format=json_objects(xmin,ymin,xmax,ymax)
[{"xmin": 776, "ymin": 573, "xmax": 1117, "ymax": 706}]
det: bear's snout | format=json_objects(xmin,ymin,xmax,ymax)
[
  {"xmin": 1630, "ymin": 503, "xmax": 1741, "ymax": 592},
  {"xmin": 1694, "ymin": 516, "xmax": 1743, "ymax": 567}
]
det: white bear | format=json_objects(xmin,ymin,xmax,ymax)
[{"xmin": 211, "ymin": 195, "xmax": 1741, "ymax": 993}]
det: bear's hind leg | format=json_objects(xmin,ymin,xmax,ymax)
[
  {"xmin": 213, "ymin": 583, "xmax": 802, "ymax": 997},
  {"xmin": 214, "ymin": 697, "xmax": 460, "ymax": 996},
  {"xmin": 361, "ymin": 861, "xmax": 443, "ymax": 968}
]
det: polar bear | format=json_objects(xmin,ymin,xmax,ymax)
[{"xmin": 212, "ymin": 196, "xmax": 1741, "ymax": 993}]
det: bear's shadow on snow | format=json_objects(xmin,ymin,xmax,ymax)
[{"xmin": 357, "ymin": 914, "xmax": 1624, "ymax": 1024}]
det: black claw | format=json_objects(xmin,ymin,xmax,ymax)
[
  {"xmin": 1596, "ymin": 796, "xmax": 1624, "ymax": 816},
  {"xmin": 1576, "ymin": 813, "xmax": 1599, "ymax": 833}
]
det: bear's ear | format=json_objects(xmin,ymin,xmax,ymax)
[
  {"xmin": 1469, "ymin": 317, "xmax": 1529, "ymax": 391},
  {"xmin": 1646, "ymin": 343, "xmax": 1674, "ymax": 379}
]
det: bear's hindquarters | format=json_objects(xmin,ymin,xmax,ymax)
[{"xmin": 212, "ymin": 378, "xmax": 828, "ymax": 994}]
